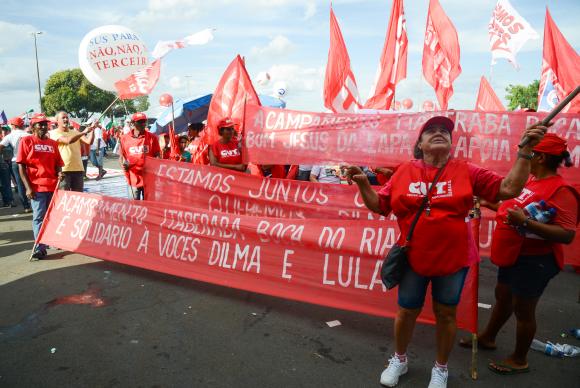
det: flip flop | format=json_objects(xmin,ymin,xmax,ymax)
[
  {"xmin": 458, "ymin": 337, "xmax": 497, "ymax": 350},
  {"xmin": 488, "ymin": 361, "xmax": 530, "ymax": 375}
]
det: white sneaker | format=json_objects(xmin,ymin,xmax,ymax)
[
  {"xmin": 380, "ymin": 356, "xmax": 408, "ymax": 387},
  {"xmin": 427, "ymin": 366, "xmax": 448, "ymax": 388}
]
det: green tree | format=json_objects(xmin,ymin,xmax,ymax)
[
  {"xmin": 505, "ymin": 80, "xmax": 539, "ymax": 111},
  {"xmin": 42, "ymin": 68, "xmax": 149, "ymax": 121}
]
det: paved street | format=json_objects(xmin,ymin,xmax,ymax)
[{"xmin": 1, "ymin": 157, "xmax": 579, "ymax": 387}]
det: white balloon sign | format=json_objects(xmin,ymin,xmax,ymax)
[{"xmin": 78, "ymin": 25, "xmax": 149, "ymax": 92}]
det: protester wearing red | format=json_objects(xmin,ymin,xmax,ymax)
[
  {"xmin": 468, "ymin": 134, "xmax": 579, "ymax": 376},
  {"xmin": 186, "ymin": 122, "xmax": 209, "ymax": 165},
  {"xmin": 16, "ymin": 113, "xmax": 64, "ymax": 259},
  {"xmin": 208, "ymin": 118, "xmax": 246, "ymax": 172},
  {"xmin": 119, "ymin": 112, "xmax": 160, "ymax": 200},
  {"xmin": 344, "ymin": 116, "xmax": 547, "ymax": 388}
]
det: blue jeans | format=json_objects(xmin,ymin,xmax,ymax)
[
  {"xmin": 397, "ymin": 266, "xmax": 469, "ymax": 309},
  {"xmin": 31, "ymin": 191, "xmax": 53, "ymax": 252},
  {"xmin": 0, "ymin": 160, "xmax": 13, "ymax": 205},
  {"xmin": 89, "ymin": 149, "xmax": 104, "ymax": 167}
]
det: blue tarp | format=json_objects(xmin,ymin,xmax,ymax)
[{"xmin": 150, "ymin": 94, "xmax": 285, "ymax": 135}]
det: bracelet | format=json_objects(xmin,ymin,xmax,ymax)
[{"xmin": 517, "ymin": 151, "xmax": 533, "ymax": 160}]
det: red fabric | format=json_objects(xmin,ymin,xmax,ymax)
[
  {"xmin": 533, "ymin": 133, "xmax": 568, "ymax": 156},
  {"xmin": 323, "ymin": 8, "xmax": 362, "ymax": 113},
  {"xmin": 492, "ymin": 176, "xmax": 580, "ymax": 269},
  {"xmin": 387, "ymin": 160, "xmax": 473, "ymax": 276},
  {"xmin": 120, "ymin": 131, "xmax": 161, "ymax": 187},
  {"xmin": 205, "ymin": 55, "xmax": 261, "ymax": 146},
  {"xmin": 188, "ymin": 139, "xmax": 210, "ymax": 165},
  {"xmin": 364, "ymin": 0, "xmax": 407, "ymax": 110},
  {"xmin": 114, "ymin": 60, "xmax": 161, "ymax": 100},
  {"xmin": 39, "ymin": 190, "xmax": 478, "ymax": 333},
  {"xmin": 286, "ymin": 165, "xmax": 299, "ymax": 180},
  {"xmin": 422, "ymin": 0, "xmax": 461, "ymax": 110},
  {"xmin": 243, "ymin": 106, "xmax": 580, "ymax": 188},
  {"xmin": 378, "ymin": 160, "xmax": 502, "ymax": 215},
  {"xmin": 475, "ymin": 76, "xmax": 505, "ymax": 111},
  {"xmin": 16, "ymin": 136, "xmax": 63, "ymax": 192},
  {"xmin": 210, "ymin": 140, "xmax": 242, "ymax": 165},
  {"xmin": 538, "ymin": 9, "xmax": 580, "ymax": 113}
]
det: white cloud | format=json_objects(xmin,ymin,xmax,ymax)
[
  {"xmin": 250, "ymin": 35, "xmax": 296, "ymax": 59},
  {"xmin": 0, "ymin": 21, "xmax": 39, "ymax": 54},
  {"xmin": 304, "ymin": 2, "xmax": 317, "ymax": 20}
]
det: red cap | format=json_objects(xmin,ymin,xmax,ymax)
[
  {"xmin": 30, "ymin": 113, "xmax": 50, "ymax": 125},
  {"xmin": 533, "ymin": 133, "xmax": 568, "ymax": 156},
  {"xmin": 131, "ymin": 112, "xmax": 147, "ymax": 122},
  {"xmin": 217, "ymin": 117, "xmax": 236, "ymax": 129},
  {"xmin": 419, "ymin": 116, "xmax": 455, "ymax": 135},
  {"xmin": 8, "ymin": 117, "xmax": 24, "ymax": 127}
]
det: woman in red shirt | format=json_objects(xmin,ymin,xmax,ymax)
[
  {"xmin": 464, "ymin": 134, "xmax": 578, "ymax": 376},
  {"xmin": 343, "ymin": 116, "xmax": 547, "ymax": 388},
  {"xmin": 208, "ymin": 118, "xmax": 246, "ymax": 172}
]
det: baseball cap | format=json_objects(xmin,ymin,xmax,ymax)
[
  {"xmin": 30, "ymin": 113, "xmax": 50, "ymax": 125},
  {"xmin": 217, "ymin": 118, "xmax": 236, "ymax": 129},
  {"xmin": 419, "ymin": 116, "xmax": 455, "ymax": 135},
  {"xmin": 131, "ymin": 112, "xmax": 147, "ymax": 122},
  {"xmin": 8, "ymin": 117, "xmax": 24, "ymax": 127}
]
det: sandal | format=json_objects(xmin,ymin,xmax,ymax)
[
  {"xmin": 488, "ymin": 361, "xmax": 530, "ymax": 375},
  {"xmin": 458, "ymin": 337, "xmax": 497, "ymax": 350}
]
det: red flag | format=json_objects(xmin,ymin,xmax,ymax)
[
  {"xmin": 475, "ymin": 76, "xmax": 505, "ymax": 111},
  {"xmin": 422, "ymin": 0, "xmax": 461, "ymax": 110},
  {"xmin": 205, "ymin": 55, "xmax": 261, "ymax": 146},
  {"xmin": 364, "ymin": 0, "xmax": 408, "ymax": 110},
  {"xmin": 323, "ymin": 8, "xmax": 362, "ymax": 113},
  {"xmin": 114, "ymin": 60, "xmax": 161, "ymax": 100},
  {"xmin": 538, "ymin": 8, "xmax": 580, "ymax": 113}
]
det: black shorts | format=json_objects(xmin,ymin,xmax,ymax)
[{"xmin": 497, "ymin": 253, "xmax": 560, "ymax": 298}]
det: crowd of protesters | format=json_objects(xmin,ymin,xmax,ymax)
[{"xmin": 1, "ymin": 109, "xmax": 578, "ymax": 388}]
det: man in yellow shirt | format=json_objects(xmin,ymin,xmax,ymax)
[{"xmin": 49, "ymin": 111, "xmax": 94, "ymax": 191}]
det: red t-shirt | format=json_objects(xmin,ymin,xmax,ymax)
[
  {"xmin": 120, "ymin": 131, "xmax": 161, "ymax": 188},
  {"xmin": 16, "ymin": 135, "xmax": 64, "ymax": 192},
  {"xmin": 211, "ymin": 140, "xmax": 242, "ymax": 165},
  {"xmin": 377, "ymin": 160, "xmax": 503, "ymax": 214}
]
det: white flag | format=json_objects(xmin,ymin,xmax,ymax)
[
  {"xmin": 488, "ymin": 0, "xmax": 538, "ymax": 69},
  {"xmin": 152, "ymin": 28, "xmax": 215, "ymax": 59}
]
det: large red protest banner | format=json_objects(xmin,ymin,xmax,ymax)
[
  {"xmin": 242, "ymin": 106, "xmax": 580, "ymax": 185},
  {"xmin": 142, "ymin": 158, "xmax": 579, "ymax": 267},
  {"xmin": 39, "ymin": 190, "xmax": 478, "ymax": 332}
]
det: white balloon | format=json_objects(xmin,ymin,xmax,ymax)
[
  {"xmin": 256, "ymin": 72, "xmax": 271, "ymax": 86},
  {"xmin": 273, "ymin": 81, "xmax": 288, "ymax": 98},
  {"xmin": 78, "ymin": 25, "xmax": 149, "ymax": 92}
]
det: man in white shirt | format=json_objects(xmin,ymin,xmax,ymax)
[
  {"xmin": 89, "ymin": 123, "xmax": 107, "ymax": 180},
  {"xmin": 0, "ymin": 117, "xmax": 31, "ymax": 211},
  {"xmin": 309, "ymin": 165, "xmax": 342, "ymax": 184}
]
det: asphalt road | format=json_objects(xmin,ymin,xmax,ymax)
[{"xmin": 1, "ymin": 155, "xmax": 579, "ymax": 388}]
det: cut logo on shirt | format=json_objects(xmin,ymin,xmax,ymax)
[
  {"xmin": 408, "ymin": 180, "xmax": 453, "ymax": 198},
  {"xmin": 34, "ymin": 144, "xmax": 55, "ymax": 153},
  {"xmin": 129, "ymin": 145, "xmax": 150, "ymax": 154}
]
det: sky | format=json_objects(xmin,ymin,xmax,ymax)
[{"xmin": 1, "ymin": 0, "xmax": 579, "ymax": 118}]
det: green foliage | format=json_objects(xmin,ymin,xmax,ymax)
[
  {"xmin": 505, "ymin": 80, "xmax": 539, "ymax": 111},
  {"xmin": 42, "ymin": 68, "xmax": 149, "ymax": 121}
]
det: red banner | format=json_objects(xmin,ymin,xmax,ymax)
[
  {"xmin": 243, "ymin": 106, "xmax": 580, "ymax": 184},
  {"xmin": 142, "ymin": 158, "xmax": 579, "ymax": 267},
  {"xmin": 39, "ymin": 190, "xmax": 478, "ymax": 332}
]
